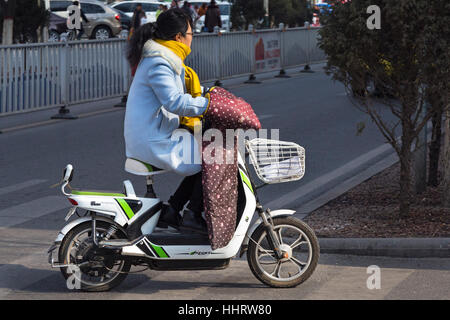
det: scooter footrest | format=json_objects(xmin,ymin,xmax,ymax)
[
  {"xmin": 100, "ymin": 239, "xmax": 134, "ymax": 247},
  {"xmin": 147, "ymin": 232, "xmax": 210, "ymax": 246}
]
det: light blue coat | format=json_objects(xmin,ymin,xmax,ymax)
[{"xmin": 124, "ymin": 40, "xmax": 208, "ymax": 176}]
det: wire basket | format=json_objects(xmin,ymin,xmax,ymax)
[{"xmin": 246, "ymin": 139, "xmax": 305, "ymax": 184}]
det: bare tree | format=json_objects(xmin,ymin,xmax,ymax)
[
  {"xmin": 442, "ymin": 96, "xmax": 450, "ymax": 207},
  {"xmin": 0, "ymin": 0, "xmax": 16, "ymax": 45},
  {"xmin": 319, "ymin": 0, "xmax": 450, "ymax": 216}
]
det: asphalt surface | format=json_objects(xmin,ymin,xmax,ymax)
[
  {"xmin": 0, "ymin": 64, "xmax": 448, "ymax": 299},
  {"xmin": 0, "ymin": 64, "xmax": 396, "ymax": 209},
  {"xmin": 2, "ymin": 248, "xmax": 449, "ymax": 299}
]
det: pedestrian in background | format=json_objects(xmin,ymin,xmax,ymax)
[
  {"xmin": 129, "ymin": 3, "xmax": 147, "ymax": 74},
  {"xmin": 205, "ymin": 0, "xmax": 221, "ymax": 33},
  {"xmin": 170, "ymin": 0, "xmax": 179, "ymax": 9},
  {"xmin": 182, "ymin": 1, "xmax": 198, "ymax": 26},
  {"xmin": 197, "ymin": 3, "xmax": 207, "ymax": 18},
  {"xmin": 193, "ymin": 5, "xmax": 200, "ymax": 31},
  {"xmin": 156, "ymin": 4, "xmax": 164, "ymax": 19},
  {"xmin": 72, "ymin": 1, "xmax": 89, "ymax": 40},
  {"xmin": 129, "ymin": 3, "xmax": 147, "ymax": 41}
]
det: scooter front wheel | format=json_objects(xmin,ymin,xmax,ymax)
[{"xmin": 247, "ymin": 216, "xmax": 319, "ymax": 288}]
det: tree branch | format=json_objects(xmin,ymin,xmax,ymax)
[{"xmin": 368, "ymin": 107, "xmax": 401, "ymax": 155}]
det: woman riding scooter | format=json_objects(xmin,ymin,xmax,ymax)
[{"xmin": 124, "ymin": 9, "xmax": 209, "ymax": 234}]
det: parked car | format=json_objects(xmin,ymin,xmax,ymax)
[
  {"xmin": 110, "ymin": 1, "xmax": 163, "ymax": 24},
  {"xmin": 315, "ymin": 3, "xmax": 332, "ymax": 14},
  {"xmin": 47, "ymin": 12, "xmax": 66, "ymax": 41},
  {"xmin": 49, "ymin": 0, "xmax": 122, "ymax": 40},
  {"xmin": 112, "ymin": 8, "xmax": 132, "ymax": 30},
  {"xmin": 188, "ymin": 1, "xmax": 231, "ymax": 33}
]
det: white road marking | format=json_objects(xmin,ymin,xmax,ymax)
[
  {"xmin": 296, "ymin": 152, "xmax": 398, "ymax": 214},
  {"xmin": 0, "ymin": 251, "xmax": 50, "ymax": 299},
  {"xmin": 265, "ymin": 124, "xmax": 434, "ymax": 212},
  {"xmin": 0, "ymin": 196, "xmax": 70, "ymax": 229},
  {"xmin": 0, "ymin": 179, "xmax": 47, "ymax": 196},
  {"xmin": 304, "ymin": 265, "xmax": 414, "ymax": 300},
  {"xmin": 264, "ymin": 142, "xmax": 394, "ymax": 210}
]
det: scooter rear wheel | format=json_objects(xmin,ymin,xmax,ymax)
[
  {"xmin": 247, "ymin": 216, "xmax": 319, "ymax": 288},
  {"xmin": 58, "ymin": 221, "xmax": 131, "ymax": 292}
]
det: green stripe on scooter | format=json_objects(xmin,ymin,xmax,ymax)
[
  {"xmin": 151, "ymin": 244, "xmax": 169, "ymax": 258},
  {"xmin": 116, "ymin": 198, "xmax": 134, "ymax": 219},
  {"xmin": 72, "ymin": 190, "xmax": 126, "ymax": 197},
  {"xmin": 239, "ymin": 170, "xmax": 254, "ymax": 193}
]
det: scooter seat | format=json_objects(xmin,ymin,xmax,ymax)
[
  {"xmin": 125, "ymin": 158, "xmax": 167, "ymax": 176},
  {"xmin": 71, "ymin": 189, "xmax": 126, "ymax": 197}
]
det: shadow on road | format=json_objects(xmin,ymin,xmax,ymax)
[{"xmin": 1, "ymin": 264, "xmax": 265, "ymax": 298}]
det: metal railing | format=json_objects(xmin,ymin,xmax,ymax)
[{"xmin": 0, "ymin": 27, "xmax": 325, "ymax": 116}]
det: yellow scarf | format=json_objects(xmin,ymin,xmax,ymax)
[{"xmin": 154, "ymin": 39, "xmax": 203, "ymax": 130}]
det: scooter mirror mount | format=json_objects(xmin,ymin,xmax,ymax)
[{"xmin": 63, "ymin": 164, "xmax": 74, "ymax": 183}]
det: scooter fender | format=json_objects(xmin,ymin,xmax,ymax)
[
  {"xmin": 53, "ymin": 216, "xmax": 122, "ymax": 244},
  {"xmin": 242, "ymin": 209, "xmax": 296, "ymax": 248}
]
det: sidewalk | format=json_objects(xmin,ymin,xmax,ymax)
[{"xmin": 317, "ymin": 237, "xmax": 449, "ymax": 258}]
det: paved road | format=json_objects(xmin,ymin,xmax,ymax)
[
  {"xmin": 1, "ymin": 65, "xmax": 448, "ymax": 300},
  {"xmin": 0, "ymin": 65, "xmax": 396, "ymax": 210},
  {"xmin": 2, "ymin": 231, "xmax": 449, "ymax": 300}
]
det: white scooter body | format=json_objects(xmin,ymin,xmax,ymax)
[
  {"xmin": 48, "ymin": 138, "xmax": 321, "ymax": 291},
  {"xmin": 51, "ymin": 152, "xmax": 295, "ymax": 265}
]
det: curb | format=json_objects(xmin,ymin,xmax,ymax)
[{"xmin": 318, "ymin": 237, "xmax": 450, "ymax": 258}]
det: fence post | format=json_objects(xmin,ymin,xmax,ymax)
[
  {"xmin": 275, "ymin": 23, "xmax": 290, "ymax": 78},
  {"xmin": 51, "ymin": 40, "xmax": 77, "ymax": 119},
  {"xmin": 214, "ymin": 26, "xmax": 223, "ymax": 87},
  {"xmin": 115, "ymin": 35, "xmax": 129, "ymax": 108},
  {"xmin": 244, "ymin": 24, "xmax": 261, "ymax": 84},
  {"xmin": 300, "ymin": 22, "xmax": 314, "ymax": 73}
]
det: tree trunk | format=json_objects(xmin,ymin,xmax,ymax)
[
  {"xmin": 414, "ymin": 96, "xmax": 428, "ymax": 194},
  {"xmin": 399, "ymin": 101, "xmax": 415, "ymax": 217},
  {"xmin": 2, "ymin": 18, "xmax": 13, "ymax": 45},
  {"xmin": 1, "ymin": 0, "xmax": 15, "ymax": 45},
  {"xmin": 442, "ymin": 97, "xmax": 450, "ymax": 207},
  {"xmin": 399, "ymin": 135, "xmax": 413, "ymax": 217},
  {"xmin": 428, "ymin": 100, "xmax": 442, "ymax": 187}
]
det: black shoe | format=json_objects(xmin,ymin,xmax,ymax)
[
  {"xmin": 156, "ymin": 203, "xmax": 182, "ymax": 229},
  {"xmin": 179, "ymin": 209, "xmax": 208, "ymax": 235}
]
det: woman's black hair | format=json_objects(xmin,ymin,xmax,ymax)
[{"xmin": 127, "ymin": 8, "xmax": 193, "ymax": 68}]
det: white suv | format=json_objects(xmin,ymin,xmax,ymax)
[
  {"xmin": 110, "ymin": 1, "xmax": 164, "ymax": 24},
  {"xmin": 49, "ymin": 0, "xmax": 122, "ymax": 39},
  {"xmin": 188, "ymin": 1, "xmax": 231, "ymax": 33}
]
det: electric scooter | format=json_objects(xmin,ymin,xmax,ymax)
[{"xmin": 48, "ymin": 138, "xmax": 320, "ymax": 291}]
